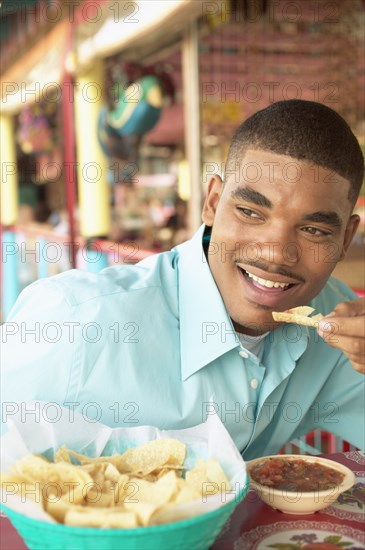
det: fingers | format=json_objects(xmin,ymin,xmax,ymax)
[
  {"xmin": 324, "ymin": 333, "xmax": 364, "ymax": 373},
  {"xmin": 331, "ymin": 297, "xmax": 365, "ymax": 317},
  {"xmin": 317, "ymin": 297, "xmax": 365, "ymax": 374},
  {"xmin": 318, "ymin": 314, "xmax": 365, "ymax": 338}
]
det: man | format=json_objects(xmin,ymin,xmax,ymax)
[{"xmin": 1, "ymin": 100, "xmax": 364, "ymax": 458}]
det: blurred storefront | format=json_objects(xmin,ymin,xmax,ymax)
[
  {"xmin": 0, "ymin": 0, "xmax": 203, "ymax": 244},
  {"xmin": 1, "ymin": 0, "xmax": 364, "ymax": 319}
]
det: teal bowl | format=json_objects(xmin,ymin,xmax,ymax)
[{"xmin": 1, "ymin": 485, "xmax": 248, "ymax": 550}]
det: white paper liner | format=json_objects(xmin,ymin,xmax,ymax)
[{"xmin": 1, "ymin": 402, "xmax": 247, "ymax": 526}]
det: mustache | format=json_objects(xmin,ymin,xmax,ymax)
[{"xmin": 235, "ymin": 259, "xmax": 306, "ymax": 284}]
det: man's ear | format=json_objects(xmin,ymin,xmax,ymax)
[
  {"xmin": 202, "ymin": 175, "xmax": 224, "ymax": 226},
  {"xmin": 339, "ymin": 214, "xmax": 360, "ymax": 260}
]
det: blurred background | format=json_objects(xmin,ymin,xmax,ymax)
[{"xmin": 1, "ymin": 0, "xmax": 364, "ymax": 320}]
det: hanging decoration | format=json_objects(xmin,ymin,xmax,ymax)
[
  {"xmin": 107, "ymin": 74, "xmax": 163, "ymax": 137},
  {"xmin": 17, "ymin": 102, "xmax": 57, "ymax": 155},
  {"xmin": 97, "ymin": 61, "xmax": 175, "ymax": 184}
]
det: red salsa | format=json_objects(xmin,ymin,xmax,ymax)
[{"xmin": 250, "ymin": 458, "xmax": 345, "ymax": 491}]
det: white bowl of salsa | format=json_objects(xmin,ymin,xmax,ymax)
[{"xmin": 246, "ymin": 454, "xmax": 355, "ymax": 515}]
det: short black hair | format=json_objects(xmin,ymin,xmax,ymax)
[{"xmin": 226, "ymin": 100, "xmax": 364, "ymax": 204}]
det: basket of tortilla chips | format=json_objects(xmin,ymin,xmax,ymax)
[{"xmin": 1, "ymin": 404, "xmax": 248, "ymax": 550}]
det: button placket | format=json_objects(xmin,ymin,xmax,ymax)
[{"xmin": 250, "ymin": 378, "xmax": 258, "ymax": 389}]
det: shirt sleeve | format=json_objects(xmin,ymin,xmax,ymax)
[
  {"xmin": 318, "ymin": 356, "xmax": 364, "ymax": 448},
  {"xmin": 304, "ymin": 278, "xmax": 365, "ymax": 448},
  {"xmin": 293, "ymin": 353, "xmax": 365, "ymax": 449},
  {"xmin": 1, "ymin": 279, "xmax": 80, "ymax": 424}
]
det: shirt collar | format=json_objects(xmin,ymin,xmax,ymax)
[{"xmin": 176, "ymin": 225, "xmax": 239, "ymax": 381}]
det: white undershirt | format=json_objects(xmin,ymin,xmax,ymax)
[{"xmin": 236, "ymin": 331, "xmax": 269, "ymax": 362}]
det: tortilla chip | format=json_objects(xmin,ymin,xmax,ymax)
[
  {"xmin": 64, "ymin": 507, "xmax": 138, "ymax": 528},
  {"xmin": 272, "ymin": 306, "xmax": 324, "ymax": 327},
  {"xmin": 121, "ymin": 439, "xmax": 186, "ymax": 476}
]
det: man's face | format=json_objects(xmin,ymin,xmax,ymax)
[{"xmin": 202, "ymin": 149, "xmax": 359, "ymax": 335}]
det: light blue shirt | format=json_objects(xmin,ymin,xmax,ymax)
[{"xmin": 1, "ymin": 225, "xmax": 364, "ymax": 458}]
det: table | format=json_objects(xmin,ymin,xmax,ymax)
[
  {"xmin": 211, "ymin": 451, "xmax": 365, "ymax": 549},
  {"xmin": 1, "ymin": 452, "xmax": 364, "ymax": 550}
]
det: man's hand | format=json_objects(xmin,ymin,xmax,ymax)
[{"xmin": 317, "ymin": 297, "xmax": 365, "ymax": 374}]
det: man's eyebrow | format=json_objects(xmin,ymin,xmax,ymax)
[
  {"xmin": 230, "ymin": 186, "xmax": 272, "ymax": 208},
  {"xmin": 302, "ymin": 211, "xmax": 343, "ymax": 228}
]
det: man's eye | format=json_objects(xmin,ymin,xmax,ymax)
[
  {"xmin": 302, "ymin": 226, "xmax": 331, "ymax": 236},
  {"xmin": 237, "ymin": 207, "xmax": 262, "ymax": 219}
]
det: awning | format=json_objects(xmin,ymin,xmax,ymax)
[
  {"xmin": 0, "ymin": 20, "xmax": 69, "ymax": 114},
  {"xmin": 0, "ymin": 1, "xmax": 202, "ymax": 114},
  {"xmin": 76, "ymin": 1, "xmax": 202, "ymax": 69}
]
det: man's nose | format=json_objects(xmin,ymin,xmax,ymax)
[{"xmin": 258, "ymin": 225, "xmax": 300, "ymax": 266}]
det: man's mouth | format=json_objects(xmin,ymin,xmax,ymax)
[{"xmin": 239, "ymin": 267, "xmax": 297, "ymax": 292}]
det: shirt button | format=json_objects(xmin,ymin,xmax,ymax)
[
  {"xmin": 239, "ymin": 350, "xmax": 249, "ymax": 358},
  {"xmin": 250, "ymin": 378, "xmax": 258, "ymax": 389}
]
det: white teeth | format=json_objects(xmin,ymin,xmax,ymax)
[{"xmin": 245, "ymin": 270, "xmax": 290, "ymax": 289}]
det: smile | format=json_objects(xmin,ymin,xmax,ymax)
[
  {"xmin": 239, "ymin": 267, "xmax": 298, "ymax": 293},
  {"xmin": 245, "ymin": 269, "xmax": 290, "ymax": 289},
  {"xmin": 236, "ymin": 266, "xmax": 301, "ymax": 308}
]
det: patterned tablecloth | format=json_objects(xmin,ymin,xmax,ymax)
[{"xmin": 1, "ymin": 452, "xmax": 364, "ymax": 550}]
